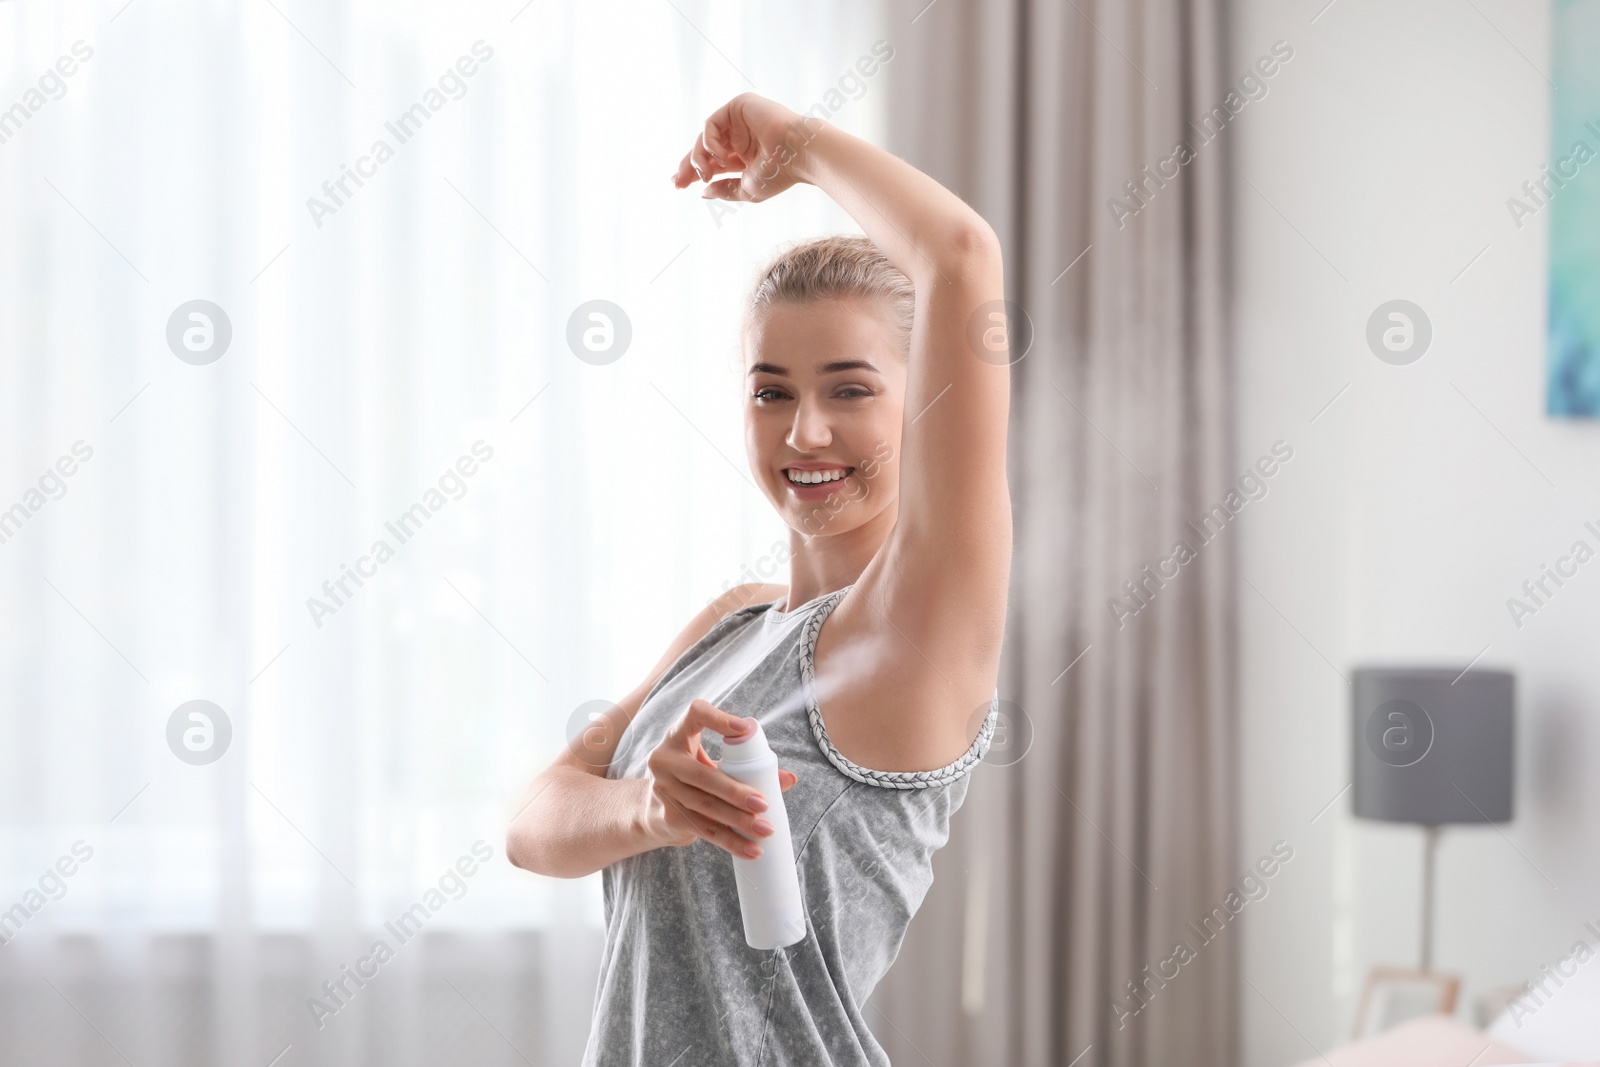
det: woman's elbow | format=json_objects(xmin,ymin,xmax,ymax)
[
  {"xmin": 506, "ymin": 793, "xmax": 560, "ymax": 875},
  {"xmin": 505, "ymin": 823, "xmax": 539, "ymax": 873},
  {"xmin": 506, "ymin": 820, "xmax": 591, "ymax": 879},
  {"xmin": 931, "ymin": 217, "xmax": 1002, "ymax": 282},
  {"xmin": 956, "ymin": 216, "xmax": 1001, "ymax": 259},
  {"xmin": 506, "ymin": 769, "xmax": 561, "ymax": 874}
]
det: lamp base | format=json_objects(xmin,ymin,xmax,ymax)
[{"xmin": 1420, "ymin": 824, "xmax": 1442, "ymax": 972}]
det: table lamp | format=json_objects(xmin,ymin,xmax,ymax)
[{"xmin": 1350, "ymin": 666, "xmax": 1515, "ymax": 971}]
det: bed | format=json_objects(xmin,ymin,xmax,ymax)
[{"xmin": 1289, "ymin": 957, "xmax": 1600, "ymax": 1067}]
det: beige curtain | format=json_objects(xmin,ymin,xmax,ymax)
[{"xmin": 870, "ymin": 2, "xmax": 1237, "ymax": 1066}]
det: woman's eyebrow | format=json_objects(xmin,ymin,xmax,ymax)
[{"xmin": 747, "ymin": 359, "xmax": 882, "ymax": 377}]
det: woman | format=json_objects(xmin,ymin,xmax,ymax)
[{"xmin": 507, "ymin": 92, "xmax": 1012, "ymax": 1065}]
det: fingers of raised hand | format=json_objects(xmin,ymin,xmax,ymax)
[
  {"xmin": 692, "ymin": 132, "xmax": 745, "ymax": 187},
  {"xmin": 673, "ymin": 145, "xmax": 722, "ymax": 187},
  {"xmin": 674, "ymin": 94, "xmax": 791, "ymax": 191},
  {"xmin": 701, "ymin": 118, "xmax": 750, "ymax": 172},
  {"xmin": 779, "ymin": 769, "xmax": 797, "ymax": 792},
  {"xmin": 699, "ymin": 176, "xmax": 749, "ymax": 202},
  {"xmin": 672, "ymin": 153, "xmax": 696, "ymax": 187}
]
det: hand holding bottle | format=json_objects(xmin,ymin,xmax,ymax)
[{"xmin": 643, "ymin": 699, "xmax": 797, "ymax": 859}]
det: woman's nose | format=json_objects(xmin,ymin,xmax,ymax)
[{"xmin": 785, "ymin": 399, "xmax": 832, "ymax": 452}]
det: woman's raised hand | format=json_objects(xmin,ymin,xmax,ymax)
[
  {"xmin": 672, "ymin": 93, "xmax": 812, "ymax": 203},
  {"xmin": 642, "ymin": 699, "xmax": 797, "ymax": 859}
]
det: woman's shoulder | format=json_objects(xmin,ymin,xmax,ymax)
[
  {"xmin": 639, "ymin": 583, "xmax": 787, "ymax": 686},
  {"xmin": 706, "ymin": 583, "xmax": 788, "ymax": 622}
]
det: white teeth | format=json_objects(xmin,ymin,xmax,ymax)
[{"xmin": 787, "ymin": 468, "xmax": 849, "ymax": 485}]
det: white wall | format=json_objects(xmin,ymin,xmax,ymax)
[{"xmin": 1232, "ymin": 1, "xmax": 1600, "ymax": 1063}]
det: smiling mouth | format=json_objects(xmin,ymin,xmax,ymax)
[{"xmin": 784, "ymin": 466, "xmax": 854, "ymax": 486}]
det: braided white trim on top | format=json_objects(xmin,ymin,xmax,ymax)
[{"xmin": 797, "ymin": 587, "xmax": 999, "ymax": 790}]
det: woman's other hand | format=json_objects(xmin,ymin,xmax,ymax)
[
  {"xmin": 642, "ymin": 699, "xmax": 797, "ymax": 859},
  {"xmin": 672, "ymin": 93, "xmax": 812, "ymax": 203}
]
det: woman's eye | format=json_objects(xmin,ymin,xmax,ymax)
[{"xmin": 752, "ymin": 386, "xmax": 872, "ymax": 402}]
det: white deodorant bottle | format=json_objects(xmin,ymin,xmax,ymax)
[{"xmin": 718, "ymin": 720, "xmax": 807, "ymax": 950}]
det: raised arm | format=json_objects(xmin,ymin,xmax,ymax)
[
  {"xmin": 678, "ymin": 97, "xmax": 1011, "ymax": 769},
  {"xmin": 787, "ymin": 118, "xmax": 1011, "ymax": 640}
]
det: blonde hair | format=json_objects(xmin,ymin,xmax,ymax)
[{"xmin": 741, "ymin": 234, "xmax": 915, "ymax": 356}]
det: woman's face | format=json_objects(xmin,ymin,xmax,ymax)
[{"xmin": 744, "ymin": 297, "xmax": 906, "ymax": 537}]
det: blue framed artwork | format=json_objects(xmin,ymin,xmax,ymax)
[{"xmin": 1547, "ymin": 0, "xmax": 1600, "ymax": 416}]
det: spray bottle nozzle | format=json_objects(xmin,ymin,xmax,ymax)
[{"xmin": 720, "ymin": 719, "xmax": 770, "ymax": 761}]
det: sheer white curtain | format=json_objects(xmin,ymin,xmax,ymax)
[{"xmin": 0, "ymin": 1, "xmax": 883, "ymax": 1063}]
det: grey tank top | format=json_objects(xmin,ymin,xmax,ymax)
[{"xmin": 583, "ymin": 584, "xmax": 998, "ymax": 1067}]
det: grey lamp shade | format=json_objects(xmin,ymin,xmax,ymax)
[{"xmin": 1351, "ymin": 667, "xmax": 1514, "ymax": 825}]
